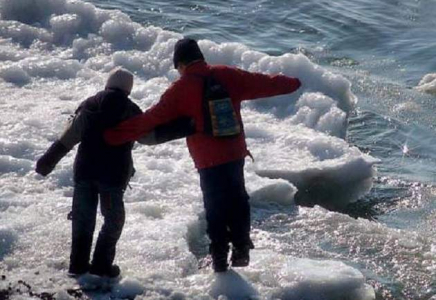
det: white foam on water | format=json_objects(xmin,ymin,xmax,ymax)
[
  {"xmin": 290, "ymin": 92, "xmax": 347, "ymax": 137},
  {"xmin": 0, "ymin": 0, "xmax": 385, "ymax": 298},
  {"xmin": 244, "ymin": 111, "xmax": 377, "ymax": 209},
  {"xmin": 416, "ymin": 73, "xmax": 436, "ymax": 95},
  {"xmin": 246, "ymin": 253, "xmax": 375, "ymax": 300}
]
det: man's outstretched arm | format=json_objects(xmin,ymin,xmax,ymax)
[
  {"xmin": 104, "ymin": 88, "xmax": 180, "ymax": 146},
  {"xmin": 228, "ymin": 67, "xmax": 301, "ymax": 101}
]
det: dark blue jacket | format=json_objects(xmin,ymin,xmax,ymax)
[{"xmin": 71, "ymin": 89, "xmax": 141, "ymax": 186}]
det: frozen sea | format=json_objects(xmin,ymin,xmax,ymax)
[{"xmin": 0, "ymin": 0, "xmax": 435, "ymax": 299}]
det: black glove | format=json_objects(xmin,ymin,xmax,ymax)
[{"xmin": 36, "ymin": 140, "xmax": 69, "ymax": 176}]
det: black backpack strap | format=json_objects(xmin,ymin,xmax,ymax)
[
  {"xmin": 202, "ymin": 76, "xmax": 213, "ymax": 135},
  {"xmin": 186, "ymin": 74, "xmax": 214, "ymax": 135}
]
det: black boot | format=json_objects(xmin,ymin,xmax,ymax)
[
  {"xmin": 210, "ymin": 244, "xmax": 229, "ymax": 273},
  {"xmin": 90, "ymin": 264, "xmax": 121, "ymax": 278},
  {"xmin": 68, "ymin": 263, "xmax": 90, "ymax": 278},
  {"xmin": 231, "ymin": 241, "xmax": 254, "ymax": 267},
  {"xmin": 69, "ymin": 236, "xmax": 93, "ymax": 278},
  {"xmin": 212, "ymin": 254, "xmax": 228, "ymax": 273}
]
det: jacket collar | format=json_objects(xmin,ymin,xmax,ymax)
[
  {"xmin": 183, "ymin": 60, "xmax": 209, "ymax": 77},
  {"xmin": 105, "ymin": 87, "xmax": 129, "ymax": 96}
]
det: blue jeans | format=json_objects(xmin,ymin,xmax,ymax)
[{"xmin": 69, "ymin": 181, "xmax": 125, "ymax": 274}]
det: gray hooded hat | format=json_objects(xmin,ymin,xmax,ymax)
[{"xmin": 105, "ymin": 67, "xmax": 134, "ymax": 95}]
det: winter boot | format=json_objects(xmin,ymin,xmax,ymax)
[
  {"xmin": 68, "ymin": 263, "xmax": 90, "ymax": 278},
  {"xmin": 210, "ymin": 244, "xmax": 229, "ymax": 273},
  {"xmin": 231, "ymin": 241, "xmax": 254, "ymax": 267},
  {"xmin": 212, "ymin": 254, "xmax": 228, "ymax": 272},
  {"xmin": 90, "ymin": 264, "xmax": 121, "ymax": 278}
]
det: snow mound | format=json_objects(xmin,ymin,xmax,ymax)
[
  {"xmin": 416, "ymin": 73, "xmax": 436, "ymax": 95},
  {"xmin": 0, "ymin": 155, "xmax": 33, "ymax": 175},
  {"xmin": 249, "ymin": 179, "xmax": 297, "ymax": 207},
  {"xmin": 112, "ymin": 277, "xmax": 146, "ymax": 299},
  {"xmin": 276, "ymin": 258, "xmax": 375, "ymax": 300},
  {"xmin": 210, "ymin": 270, "xmax": 259, "ymax": 300},
  {"xmin": 247, "ymin": 251, "xmax": 374, "ymax": 300},
  {"xmin": 291, "ymin": 92, "xmax": 347, "ymax": 137},
  {"xmin": 246, "ymin": 115, "xmax": 378, "ymax": 209},
  {"xmin": 0, "ymin": 65, "xmax": 30, "ymax": 85}
]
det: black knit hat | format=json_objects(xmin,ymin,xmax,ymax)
[{"xmin": 173, "ymin": 38, "xmax": 205, "ymax": 69}]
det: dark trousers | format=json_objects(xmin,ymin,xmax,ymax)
[
  {"xmin": 199, "ymin": 159, "xmax": 252, "ymax": 254},
  {"xmin": 69, "ymin": 181, "xmax": 125, "ymax": 273}
]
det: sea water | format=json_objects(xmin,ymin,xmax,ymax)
[{"xmin": 0, "ymin": 0, "xmax": 435, "ymax": 299}]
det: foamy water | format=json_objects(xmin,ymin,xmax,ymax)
[{"xmin": 0, "ymin": 0, "xmax": 435, "ymax": 299}]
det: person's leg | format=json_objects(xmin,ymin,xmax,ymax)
[
  {"xmin": 199, "ymin": 166, "xmax": 231, "ymax": 272},
  {"xmin": 204, "ymin": 192, "xmax": 230, "ymax": 272},
  {"xmin": 225, "ymin": 160, "xmax": 254, "ymax": 267},
  {"xmin": 228, "ymin": 190, "xmax": 252, "ymax": 245},
  {"xmin": 90, "ymin": 183, "xmax": 125, "ymax": 277},
  {"xmin": 226, "ymin": 160, "xmax": 253, "ymax": 249},
  {"xmin": 69, "ymin": 181, "xmax": 98, "ymax": 275},
  {"xmin": 228, "ymin": 190, "xmax": 254, "ymax": 267}
]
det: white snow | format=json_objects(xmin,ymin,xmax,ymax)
[
  {"xmin": 416, "ymin": 73, "xmax": 436, "ymax": 95},
  {"xmin": 112, "ymin": 277, "xmax": 146, "ymax": 298},
  {"xmin": 0, "ymin": 0, "xmax": 382, "ymax": 299},
  {"xmin": 209, "ymin": 270, "xmax": 259, "ymax": 300},
  {"xmin": 290, "ymin": 92, "xmax": 347, "ymax": 137},
  {"xmin": 0, "ymin": 65, "xmax": 31, "ymax": 85},
  {"xmin": 253, "ymin": 255, "xmax": 376, "ymax": 300}
]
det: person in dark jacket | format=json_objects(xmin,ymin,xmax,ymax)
[
  {"xmin": 104, "ymin": 39, "xmax": 302, "ymax": 272},
  {"xmin": 36, "ymin": 68, "xmax": 141, "ymax": 278}
]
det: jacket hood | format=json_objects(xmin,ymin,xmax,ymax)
[{"xmin": 105, "ymin": 68, "xmax": 134, "ymax": 95}]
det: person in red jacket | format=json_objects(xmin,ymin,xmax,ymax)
[{"xmin": 105, "ymin": 38, "xmax": 301, "ymax": 272}]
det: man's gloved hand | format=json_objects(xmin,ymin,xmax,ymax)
[{"xmin": 36, "ymin": 140, "xmax": 70, "ymax": 176}]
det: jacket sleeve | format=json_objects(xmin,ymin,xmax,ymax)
[
  {"xmin": 104, "ymin": 85, "xmax": 181, "ymax": 146},
  {"xmin": 58, "ymin": 110, "xmax": 87, "ymax": 150},
  {"xmin": 136, "ymin": 117, "xmax": 195, "ymax": 145},
  {"xmin": 229, "ymin": 67, "xmax": 301, "ymax": 101},
  {"xmin": 37, "ymin": 103, "xmax": 87, "ymax": 176},
  {"xmin": 129, "ymin": 102, "xmax": 143, "ymax": 117},
  {"xmin": 35, "ymin": 140, "xmax": 70, "ymax": 176}
]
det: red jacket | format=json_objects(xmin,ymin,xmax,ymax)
[{"xmin": 104, "ymin": 61, "xmax": 301, "ymax": 169}]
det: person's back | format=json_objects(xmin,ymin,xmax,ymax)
[
  {"xmin": 73, "ymin": 89, "xmax": 140, "ymax": 186},
  {"xmin": 161, "ymin": 61, "xmax": 300, "ymax": 169},
  {"xmin": 36, "ymin": 68, "xmax": 141, "ymax": 278}
]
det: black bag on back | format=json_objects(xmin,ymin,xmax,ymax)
[
  {"xmin": 202, "ymin": 76, "xmax": 241, "ymax": 137},
  {"xmin": 150, "ymin": 75, "xmax": 240, "ymax": 144}
]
